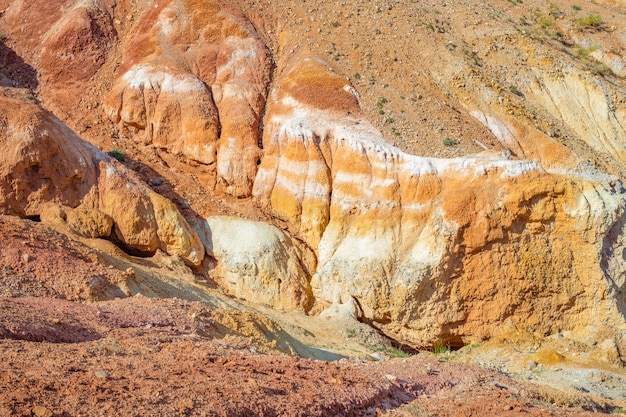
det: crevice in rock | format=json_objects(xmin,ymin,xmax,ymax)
[{"xmin": 109, "ymin": 233, "xmax": 157, "ymax": 259}]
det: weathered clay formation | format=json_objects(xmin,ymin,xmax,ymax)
[
  {"xmin": 0, "ymin": 0, "xmax": 624, "ymax": 355},
  {"xmin": 0, "ymin": 91, "xmax": 204, "ymax": 266},
  {"xmin": 252, "ymin": 49, "xmax": 626, "ymax": 348},
  {"xmin": 104, "ymin": 0, "xmax": 272, "ymax": 197}
]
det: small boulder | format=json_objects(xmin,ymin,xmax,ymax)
[
  {"xmin": 66, "ymin": 207, "xmax": 114, "ymax": 238},
  {"xmin": 31, "ymin": 406, "xmax": 53, "ymax": 417}
]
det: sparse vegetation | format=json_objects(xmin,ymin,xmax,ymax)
[
  {"xmin": 576, "ymin": 44, "xmax": 597, "ymax": 58},
  {"xmin": 326, "ymin": 42, "xmax": 343, "ymax": 61},
  {"xmin": 0, "ymin": 34, "xmax": 6, "ymax": 42},
  {"xmin": 462, "ymin": 49, "xmax": 482, "ymax": 66},
  {"xmin": 593, "ymin": 62, "xmax": 613, "ymax": 76},
  {"xmin": 577, "ymin": 13, "xmax": 603, "ymax": 29},
  {"xmin": 401, "ymin": 403, "xmax": 429, "ymax": 417},
  {"xmin": 432, "ymin": 339, "xmax": 451, "ymax": 355},
  {"xmin": 374, "ymin": 345, "xmax": 412, "ymax": 358},
  {"xmin": 574, "ymin": 45, "xmax": 613, "ymax": 76},
  {"xmin": 108, "ymin": 148, "xmax": 126, "ymax": 162},
  {"xmin": 344, "ymin": 328, "xmax": 356, "ymax": 338},
  {"xmin": 537, "ymin": 16, "xmax": 555, "ymax": 29},
  {"xmin": 26, "ymin": 94, "xmax": 35, "ymax": 101},
  {"xmin": 571, "ymin": 4, "xmax": 582, "ymax": 11},
  {"xmin": 443, "ymin": 137, "xmax": 457, "ymax": 147},
  {"xmin": 92, "ymin": 338, "xmax": 121, "ymax": 356},
  {"xmin": 353, "ymin": 72, "xmax": 361, "ymax": 79},
  {"xmin": 547, "ymin": 3, "xmax": 562, "ymax": 18},
  {"xmin": 509, "ymin": 84, "xmax": 522, "ymax": 96}
]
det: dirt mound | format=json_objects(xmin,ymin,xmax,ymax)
[{"xmin": 0, "ymin": 215, "xmax": 130, "ymax": 301}]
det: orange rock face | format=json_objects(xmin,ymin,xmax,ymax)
[
  {"xmin": 0, "ymin": 91, "xmax": 98, "ymax": 216},
  {"xmin": 1, "ymin": 0, "xmax": 624, "ymax": 355},
  {"xmin": 253, "ymin": 49, "xmax": 626, "ymax": 349},
  {"xmin": 0, "ymin": 90, "xmax": 204, "ymax": 266},
  {"xmin": 103, "ymin": 0, "xmax": 272, "ymax": 197}
]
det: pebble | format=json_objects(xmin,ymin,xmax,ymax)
[
  {"xmin": 31, "ymin": 406, "xmax": 53, "ymax": 417},
  {"xmin": 94, "ymin": 370, "xmax": 110, "ymax": 379},
  {"xmin": 494, "ymin": 381, "xmax": 509, "ymax": 390},
  {"xmin": 527, "ymin": 360, "xmax": 537, "ymax": 370}
]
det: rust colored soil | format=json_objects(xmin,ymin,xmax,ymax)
[{"xmin": 0, "ymin": 296, "xmax": 610, "ymax": 417}]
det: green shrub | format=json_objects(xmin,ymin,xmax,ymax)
[
  {"xmin": 432, "ymin": 339, "xmax": 451, "ymax": 355},
  {"xmin": 576, "ymin": 44, "xmax": 597, "ymax": 58},
  {"xmin": 374, "ymin": 345, "xmax": 412, "ymax": 358},
  {"xmin": 577, "ymin": 14, "xmax": 603, "ymax": 29},
  {"xmin": 108, "ymin": 148, "xmax": 126, "ymax": 162},
  {"xmin": 443, "ymin": 137, "xmax": 457, "ymax": 147},
  {"xmin": 537, "ymin": 16, "xmax": 555, "ymax": 28},
  {"xmin": 509, "ymin": 84, "xmax": 522, "ymax": 96}
]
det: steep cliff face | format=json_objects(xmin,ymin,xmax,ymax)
[
  {"xmin": 0, "ymin": 91, "xmax": 204, "ymax": 266},
  {"xmin": 103, "ymin": 0, "xmax": 272, "ymax": 197},
  {"xmin": 253, "ymin": 49, "xmax": 626, "ymax": 347}
]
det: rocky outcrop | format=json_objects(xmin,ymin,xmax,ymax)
[
  {"xmin": 1, "ymin": 0, "xmax": 625, "ymax": 355},
  {"xmin": 1, "ymin": 0, "xmax": 117, "ymax": 115},
  {"xmin": 0, "ymin": 91, "xmax": 204, "ymax": 266},
  {"xmin": 0, "ymin": 91, "xmax": 98, "ymax": 216},
  {"xmin": 104, "ymin": 0, "xmax": 272, "ymax": 197},
  {"xmin": 527, "ymin": 68, "xmax": 626, "ymax": 168},
  {"xmin": 253, "ymin": 49, "xmax": 626, "ymax": 348},
  {"xmin": 40, "ymin": 0, "xmax": 117, "ymax": 112},
  {"xmin": 66, "ymin": 207, "xmax": 114, "ymax": 238},
  {"xmin": 202, "ymin": 216, "xmax": 314, "ymax": 311}
]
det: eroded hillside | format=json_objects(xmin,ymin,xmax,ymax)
[{"xmin": 0, "ymin": 0, "xmax": 626, "ymax": 414}]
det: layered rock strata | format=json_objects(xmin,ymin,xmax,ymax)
[
  {"xmin": 1, "ymin": 0, "xmax": 624, "ymax": 354},
  {"xmin": 104, "ymin": 0, "xmax": 272, "ymax": 197},
  {"xmin": 252, "ymin": 50, "xmax": 626, "ymax": 349}
]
